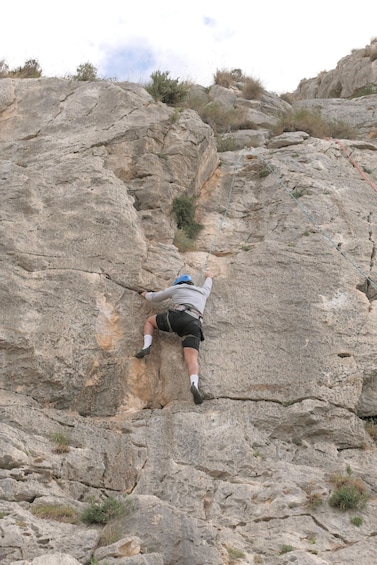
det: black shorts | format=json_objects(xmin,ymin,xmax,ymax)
[{"xmin": 156, "ymin": 310, "xmax": 204, "ymax": 351}]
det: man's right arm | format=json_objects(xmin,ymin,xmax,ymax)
[{"xmin": 144, "ymin": 287, "xmax": 175, "ymax": 304}]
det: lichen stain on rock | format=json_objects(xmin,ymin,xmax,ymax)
[
  {"xmin": 95, "ymin": 295, "xmax": 123, "ymax": 351},
  {"xmin": 125, "ymin": 358, "xmax": 161, "ymax": 408},
  {"xmin": 85, "ymin": 357, "xmax": 101, "ymax": 387}
]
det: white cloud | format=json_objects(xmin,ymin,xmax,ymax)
[{"xmin": 2, "ymin": 0, "xmax": 377, "ymax": 92}]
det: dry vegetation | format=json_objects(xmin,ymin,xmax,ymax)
[{"xmin": 273, "ymin": 107, "xmax": 357, "ymax": 139}]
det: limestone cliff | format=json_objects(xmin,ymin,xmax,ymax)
[
  {"xmin": 294, "ymin": 37, "xmax": 377, "ymax": 99},
  {"xmin": 1, "ymin": 70, "xmax": 377, "ymax": 565}
]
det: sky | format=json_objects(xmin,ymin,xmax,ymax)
[{"xmin": 2, "ymin": 1, "xmax": 377, "ymax": 94}]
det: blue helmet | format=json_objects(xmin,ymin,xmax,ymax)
[{"xmin": 173, "ymin": 274, "xmax": 192, "ymax": 285}]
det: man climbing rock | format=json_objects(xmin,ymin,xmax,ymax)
[{"xmin": 135, "ymin": 272, "xmax": 214, "ymax": 404}]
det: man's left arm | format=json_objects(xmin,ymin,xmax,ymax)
[{"xmin": 202, "ymin": 272, "xmax": 214, "ymax": 296}]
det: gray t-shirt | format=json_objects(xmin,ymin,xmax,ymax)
[{"xmin": 145, "ymin": 277, "xmax": 213, "ymax": 316}]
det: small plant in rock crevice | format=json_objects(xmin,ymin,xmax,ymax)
[
  {"xmin": 351, "ymin": 515, "xmax": 363, "ymax": 526},
  {"xmin": 291, "ymin": 188, "xmax": 305, "ymax": 199},
  {"xmin": 98, "ymin": 521, "xmax": 124, "ymax": 548},
  {"xmin": 226, "ymin": 546, "xmax": 246, "ymax": 560},
  {"xmin": 364, "ymin": 416, "xmax": 377, "ymax": 441},
  {"xmin": 51, "ymin": 432, "xmax": 71, "ymax": 454},
  {"xmin": 280, "ymin": 544, "xmax": 295, "ymax": 554},
  {"xmin": 89, "ymin": 558, "xmax": 110, "ymax": 565},
  {"xmin": 328, "ymin": 470, "xmax": 368, "ymax": 511},
  {"xmin": 216, "ymin": 136, "xmax": 238, "ymax": 152},
  {"xmin": 306, "ymin": 490, "xmax": 323, "ymax": 510}
]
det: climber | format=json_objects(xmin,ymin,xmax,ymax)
[{"xmin": 135, "ymin": 272, "xmax": 214, "ymax": 404}]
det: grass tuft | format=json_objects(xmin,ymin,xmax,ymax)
[
  {"xmin": 226, "ymin": 546, "xmax": 246, "ymax": 560},
  {"xmin": 51, "ymin": 432, "xmax": 71, "ymax": 454},
  {"xmin": 273, "ymin": 108, "xmax": 356, "ymax": 139},
  {"xmin": 31, "ymin": 503, "xmax": 78, "ymax": 523}
]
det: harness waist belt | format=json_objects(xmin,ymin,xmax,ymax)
[{"xmin": 174, "ymin": 304, "xmax": 203, "ymax": 319}]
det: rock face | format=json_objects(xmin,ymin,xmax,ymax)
[
  {"xmin": 294, "ymin": 38, "xmax": 377, "ymax": 99},
  {"xmin": 1, "ymin": 72, "xmax": 377, "ymax": 565}
]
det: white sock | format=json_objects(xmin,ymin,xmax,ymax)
[
  {"xmin": 190, "ymin": 374, "xmax": 199, "ymax": 388},
  {"xmin": 143, "ymin": 335, "xmax": 153, "ymax": 349}
]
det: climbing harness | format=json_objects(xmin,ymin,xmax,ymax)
[{"xmin": 174, "ymin": 303, "xmax": 203, "ymax": 319}]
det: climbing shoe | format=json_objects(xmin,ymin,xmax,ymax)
[
  {"xmin": 135, "ymin": 346, "xmax": 151, "ymax": 359},
  {"xmin": 190, "ymin": 384, "xmax": 203, "ymax": 405}
]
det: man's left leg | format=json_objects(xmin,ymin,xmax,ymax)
[{"xmin": 135, "ymin": 315, "xmax": 158, "ymax": 358}]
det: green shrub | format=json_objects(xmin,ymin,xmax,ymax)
[
  {"xmin": 280, "ymin": 544, "xmax": 295, "ymax": 554},
  {"xmin": 172, "ymin": 195, "xmax": 202, "ymax": 240},
  {"xmin": 145, "ymin": 70, "xmax": 188, "ymax": 106},
  {"xmin": 31, "ymin": 504, "xmax": 78, "ymax": 523},
  {"xmin": 72, "ymin": 62, "xmax": 98, "ymax": 81},
  {"xmin": 80, "ymin": 497, "xmax": 128, "ymax": 525},
  {"xmin": 8, "ymin": 58, "xmax": 42, "ymax": 78},
  {"xmin": 328, "ymin": 474, "xmax": 368, "ymax": 511},
  {"xmin": 329, "ymin": 484, "xmax": 367, "ymax": 510},
  {"xmin": 351, "ymin": 515, "xmax": 363, "ymax": 527}
]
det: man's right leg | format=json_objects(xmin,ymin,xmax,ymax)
[
  {"xmin": 135, "ymin": 315, "xmax": 158, "ymax": 358},
  {"xmin": 183, "ymin": 346, "xmax": 203, "ymax": 405}
]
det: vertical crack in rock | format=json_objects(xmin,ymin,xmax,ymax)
[{"xmin": 356, "ymin": 211, "xmax": 377, "ymax": 302}]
